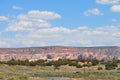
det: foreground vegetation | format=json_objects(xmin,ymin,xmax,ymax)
[{"xmin": 0, "ymin": 59, "xmax": 120, "ymax": 80}]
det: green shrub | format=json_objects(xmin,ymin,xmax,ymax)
[
  {"xmin": 19, "ymin": 76, "xmax": 28, "ymax": 80},
  {"xmin": 97, "ymin": 67, "xmax": 103, "ymax": 70},
  {"xmin": 105, "ymin": 61, "xmax": 118, "ymax": 70},
  {"xmin": 91, "ymin": 60, "xmax": 99, "ymax": 66},
  {"xmin": 76, "ymin": 64, "xmax": 82, "ymax": 68}
]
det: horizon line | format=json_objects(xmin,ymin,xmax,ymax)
[{"xmin": 0, "ymin": 45, "xmax": 119, "ymax": 49}]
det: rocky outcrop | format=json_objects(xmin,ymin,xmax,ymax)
[{"xmin": 0, "ymin": 46, "xmax": 119, "ymax": 61}]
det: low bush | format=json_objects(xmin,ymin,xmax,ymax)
[{"xmin": 97, "ymin": 67, "xmax": 103, "ymax": 70}]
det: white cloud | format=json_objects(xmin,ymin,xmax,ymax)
[
  {"xmin": 84, "ymin": 8, "xmax": 103, "ymax": 16},
  {"xmin": 96, "ymin": 0, "xmax": 120, "ymax": 13},
  {"xmin": 67, "ymin": 40, "xmax": 92, "ymax": 45},
  {"xmin": 6, "ymin": 20, "xmax": 51, "ymax": 32},
  {"xmin": 3, "ymin": 25, "xmax": 120, "ymax": 47},
  {"xmin": 29, "ymin": 27, "xmax": 76, "ymax": 35},
  {"xmin": 77, "ymin": 26, "xmax": 89, "ymax": 30},
  {"xmin": 6, "ymin": 10, "xmax": 61, "ymax": 32},
  {"xmin": 0, "ymin": 16, "xmax": 8, "ymax": 21},
  {"xmin": 17, "ymin": 10, "xmax": 61, "ymax": 20},
  {"xmin": 12, "ymin": 5, "xmax": 23, "ymax": 10},
  {"xmin": 96, "ymin": 0, "xmax": 120, "ymax": 4},
  {"xmin": 1, "ymin": 10, "xmax": 120, "ymax": 47},
  {"xmin": 111, "ymin": 5, "xmax": 120, "ymax": 12},
  {"xmin": 112, "ymin": 32, "xmax": 120, "ymax": 36},
  {"xmin": 28, "ymin": 10, "xmax": 61, "ymax": 20}
]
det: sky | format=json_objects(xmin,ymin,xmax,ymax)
[{"xmin": 0, "ymin": 0, "xmax": 120, "ymax": 48}]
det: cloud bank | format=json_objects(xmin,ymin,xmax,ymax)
[{"xmin": 0, "ymin": 10, "xmax": 120, "ymax": 47}]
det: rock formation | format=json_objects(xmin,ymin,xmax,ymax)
[{"xmin": 0, "ymin": 46, "xmax": 119, "ymax": 61}]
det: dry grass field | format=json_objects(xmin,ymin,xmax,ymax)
[{"xmin": 0, "ymin": 64, "xmax": 120, "ymax": 80}]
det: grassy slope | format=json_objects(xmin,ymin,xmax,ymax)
[{"xmin": 0, "ymin": 64, "xmax": 120, "ymax": 80}]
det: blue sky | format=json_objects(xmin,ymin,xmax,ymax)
[{"xmin": 0, "ymin": 0, "xmax": 120, "ymax": 47}]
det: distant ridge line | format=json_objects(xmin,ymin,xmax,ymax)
[
  {"xmin": 0, "ymin": 46, "xmax": 120, "ymax": 61},
  {"xmin": 0, "ymin": 45, "xmax": 119, "ymax": 49}
]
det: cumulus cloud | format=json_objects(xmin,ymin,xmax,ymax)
[
  {"xmin": 17, "ymin": 11, "xmax": 61, "ymax": 21},
  {"xmin": 96, "ymin": 0, "xmax": 120, "ymax": 13},
  {"xmin": 111, "ymin": 5, "xmax": 120, "ymax": 12},
  {"xmin": 84, "ymin": 8, "xmax": 103, "ymax": 16},
  {"xmin": 0, "ymin": 16, "xmax": 8, "ymax": 21},
  {"xmin": 6, "ymin": 10, "xmax": 61, "ymax": 32},
  {"xmin": 28, "ymin": 10, "xmax": 61, "ymax": 20},
  {"xmin": 3, "ymin": 25, "xmax": 120, "ymax": 47},
  {"xmin": 6, "ymin": 20, "xmax": 51, "ymax": 32},
  {"xmin": 1, "ymin": 10, "xmax": 120, "ymax": 47},
  {"xmin": 12, "ymin": 5, "xmax": 23, "ymax": 10},
  {"xmin": 96, "ymin": 0, "xmax": 120, "ymax": 4}
]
